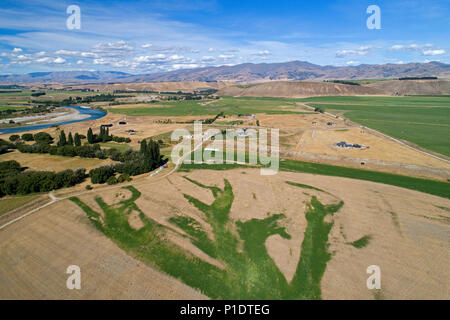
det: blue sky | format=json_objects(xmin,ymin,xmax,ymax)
[{"xmin": 0, "ymin": 0, "xmax": 448, "ymax": 74}]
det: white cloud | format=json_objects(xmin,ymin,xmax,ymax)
[
  {"xmin": 170, "ymin": 63, "xmax": 200, "ymax": 70},
  {"xmin": 12, "ymin": 48, "xmax": 23, "ymax": 53},
  {"xmin": 218, "ymin": 54, "xmax": 235, "ymax": 59},
  {"xmin": 252, "ymin": 50, "xmax": 271, "ymax": 56},
  {"xmin": 53, "ymin": 57, "xmax": 66, "ymax": 64},
  {"xmin": 201, "ymin": 56, "xmax": 215, "ymax": 62},
  {"xmin": 389, "ymin": 43, "xmax": 432, "ymax": 51},
  {"xmin": 93, "ymin": 40, "xmax": 133, "ymax": 51},
  {"xmin": 168, "ymin": 54, "xmax": 185, "ymax": 61},
  {"xmin": 388, "ymin": 43, "xmax": 445, "ymax": 57},
  {"xmin": 76, "ymin": 60, "xmax": 84, "ymax": 65},
  {"xmin": 149, "ymin": 45, "xmax": 196, "ymax": 53},
  {"xmin": 55, "ymin": 50, "xmax": 79, "ymax": 56},
  {"xmin": 422, "ymin": 49, "xmax": 445, "ymax": 56},
  {"xmin": 93, "ymin": 58, "xmax": 109, "ymax": 65},
  {"xmin": 336, "ymin": 46, "xmax": 371, "ymax": 58},
  {"xmin": 35, "ymin": 57, "xmax": 52, "ymax": 63},
  {"xmin": 81, "ymin": 52, "xmax": 99, "ymax": 58},
  {"xmin": 141, "ymin": 43, "xmax": 153, "ymax": 48},
  {"xmin": 346, "ymin": 61, "xmax": 360, "ymax": 66},
  {"xmin": 134, "ymin": 54, "xmax": 167, "ymax": 63}
]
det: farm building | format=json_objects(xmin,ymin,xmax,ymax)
[{"xmin": 336, "ymin": 141, "xmax": 367, "ymax": 149}]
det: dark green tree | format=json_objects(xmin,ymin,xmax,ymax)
[
  {"xmin": 87, "ymin": 128, "xmax": 94, "ymax": 144},
  {"xmin": 89, "ymin": 166, "xmax": 115, "ymax": 184},
  {"xmin": 149, "ymin": 139, "xmax": 160, "ymax": 169},
  {"xmin": 67, "ymin": 132, "xmax": 74, "ymax": 146},
  {"xmin": 140, "ymin": 139, "xmax": 147, "ymax": 154},
  {"xmin": 34, "ymin": 132, "xmax": 53, "ymax": 144},
  {"xmin": 9, "ymin": 135, "xmax": 20, "ymax": 142},
  {"xmin": 58, "ymin": 130, "xmax": 67, "ymax": 147},
  {"xmin": 74, "ymin": 133, "xmax": 81, "ymax": 147},
  {"xmin": 21, "ymin": 133, "xmax": 34, "ymax": 141}
]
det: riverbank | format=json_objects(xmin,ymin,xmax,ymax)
[
  {"xmin": 0, "ymin": 106, "xmax": 106, "ymax": 134},
  {"xmin": 0, "ymin": 107, "xmax": 90, "ymax": 126}
]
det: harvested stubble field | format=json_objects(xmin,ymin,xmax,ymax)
[
  {"xmin": 0, "ymin": 150, "xmax": 115, "ymax": 172},
  {"xmin": 256, "ymin": 112, "xmax": 450, "ymax": 181},
  {"xmin": 0, "ymin": 168, "xmax": 448, "ymax": 299}
]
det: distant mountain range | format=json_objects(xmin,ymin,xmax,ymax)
[{"xmin": 1, "ymin": 61, "xmax": 449, "ymax": 84}]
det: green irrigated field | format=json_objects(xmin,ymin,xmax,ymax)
[
  {"xmin": 299, "ymin": 96, "xmax": 450, "ymax": 157},
  {"xmin": 0, "ymin": 105, "xmax": 28, "ymax": 111},
  {"xmin": 109, "ymin": 96, "xmax": 310, "ymax": 116},
  {"xmin": 299, "ymin": 95, "xmax": 450, "ymax": 106},
  {"xmin": 180, "ymin": 156, "xmax": 450, "ymax": 200},
  {"xmin": 0, "ymin": 89, "xmax": 96, "ymax": 105}
]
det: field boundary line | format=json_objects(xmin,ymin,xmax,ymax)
[{"xmin": 0, "ymin": 197, "xmax": 55, "ymax": 231}]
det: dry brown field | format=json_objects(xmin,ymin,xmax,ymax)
[{"xmin": 0, "ymin": 168, "xmax": 448, "ymax": 299}]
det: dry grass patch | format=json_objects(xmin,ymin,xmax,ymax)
[{"xmin": 0, "ymin": 150, "xmax": 115, "ymax": 172}]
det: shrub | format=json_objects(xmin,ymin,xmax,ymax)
[
  {"xmin": 117, "ymin": 174, "xmax": 131, "ymax": 183},
  {"xmin": 0, "ymin": 160, "xmax": 21, "ymax": 179},
  {"xmin": 0, "ymin": 167, "xmax": 86, "ymax": 197},
  {"xmin": 9, "ymin": 135, "xmax": 20, "ymax": 142},
  {"xmin": 89, "ymin": 166, "xmax": 115, "ymax": 184},
  {"xmin": 34, "ymin": 132, "xmax": 53, "ymax": 144},
  {"xmin": 21, "ymin": 133, "xmax": 34, "ymax": 141},
  {"xmin": 0, "ymin": 139, "xmax": 17, "ymax": 154},
  {"xmin": 106, "ymin": 176, "xmax": 118, "ymax": 185},
  {"xmin": 17, "ymin": 142, "xmax": 50, "ymax": 154}
]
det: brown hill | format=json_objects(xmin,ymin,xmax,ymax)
[
  {"xmin": 367, "ymin": 79, "xmax": 450, "ymax": 95},
  {"xmin": 2, "ymin": 61, "xmax": 448, "ymax": 84},
  {"xmin": 52, "ymin": 81, "xmax": 235, "ymax": 93},
  {"xmin": 219, "ymin": 81, "xmax": 384, "ymax": 98},
  {"xmin": 132, "ymin": 61, "xmax": 450, "ymax": 82}
]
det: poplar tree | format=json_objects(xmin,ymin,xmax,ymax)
[
  {"xmin": 87, "ymin": 128, "xmax": 94, "ymax": 144},
  {"xmin": 74, "ymin": 133, "xmax": 81, "ymax": 146},
  {"xmin": 67, "ymin": 132, "xmax": 74, "ymax": 146},
  {"xmin": 58, "ymin": 130, "xmax": 67, "ymax": 146}
]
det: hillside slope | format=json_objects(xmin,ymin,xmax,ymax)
[
  {"xmin": 219, "ymin": 81, "xmax": 384, "ymax": 98},
  {"xmin": 1, "ymin": 61, "xmax": 448, "ymax": 84},
  {"xmin": 367, "ymin": 79, "xmax": 450, "ymax": 95},
  {"xmin": 56, "ymin": 81, "xmax": 234, "ymax": 93}
]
